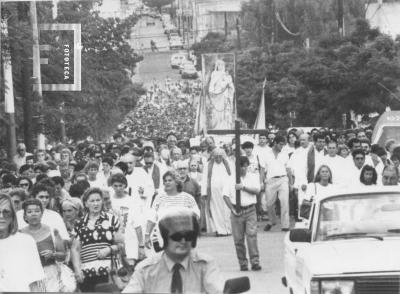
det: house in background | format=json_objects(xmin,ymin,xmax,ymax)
[{"xmin": 366, "ymin": 0, "xmax": 400, "ymax": 39}]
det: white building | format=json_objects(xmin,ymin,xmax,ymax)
[
  {"xmin": 94, "ymin": 0, "xmax": 141, "ymax": 19},
  {"xmin": 366, "ymin": 1, "xmax": 400, "ymax": 39},
  {"xmin": 191, "ymin": 0, "xmax": 250, "ymax": 42}
]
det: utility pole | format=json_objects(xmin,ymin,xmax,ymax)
[
  {"xmin": 338, "ymin": 0, "xmax": 344, "ymax": 37},
  {"xmin": 30, "ymin": 1, "xmax": 46, "ymax": 150},
  {"xmin": 1, "ymin": 18, "xmax": 17, "ymax": 161},
  {"xmin": 236, "ymin": 16, "xmax": 241, "ymax": 50},
  {"xmin": 224, "ymin": 12, "xmax": 228, "ymax": 38}
]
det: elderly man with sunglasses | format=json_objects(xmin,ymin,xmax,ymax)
[{"xmin": 123, "ymin": 208, "xmax": 223, "ymax": 293}]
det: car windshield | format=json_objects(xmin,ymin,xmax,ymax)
[
  {"xmin": 315, "ymin": 193, "xmax": 400, "ymax": 241},
  {"xmin": 376, "ymin": 126, "xmax": 400, "ymax": 146}
]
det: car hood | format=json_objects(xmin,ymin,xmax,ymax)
[{"xmin": 305, "ymin": 238, "xmax": 400, "ymax": 275}]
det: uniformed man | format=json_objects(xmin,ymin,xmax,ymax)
[{"xmin": 122, "ymin": 208, "xmax": 223, "ymax": 293}]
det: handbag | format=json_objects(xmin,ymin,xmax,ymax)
[
  {"xmin": 57, "ymin": 262, "xmax": 77, "ymax": 292},
  {"xmin": 94, "ymin": 251, "xmax": 131, "ymax": 293},
  {"xmin": 299, "ymin": 184, "xmax": 317, "ymax": 219}
]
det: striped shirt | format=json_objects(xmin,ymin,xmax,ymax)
[
  {"xmin": 150, "ymin": 192, "xmax": 200, "ymax": 222},
  {"xmin": 75, "ymin": 211, "xmax": 120, "ymax": 276}
]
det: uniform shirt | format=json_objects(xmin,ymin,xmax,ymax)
[
  {"xmin": 223, "ymin": 172, "xmax": 260, "ymax": 207},
  {"xmin": 122, "ymin": 251, "xmax": 223, "ymax": 294},
  {"xmin": 264, "ymin": 149, "xmax": 289, "ymax": 180}
]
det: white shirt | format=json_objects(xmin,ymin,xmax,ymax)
[
  {"xmin": 288, "ymin": 146, "xmax": 309, "ymax": 187},
  {"xmin": 322, "ymin": 155, "xmax": 348, "ymax": 187},
  {"xmin": 17, "ymin": 209, "xmax": 69, "ymax": 240},
  {"xmin": 264, "ymin": 148, "xmax": 289, "ymax": 180},
  {"xmin": 223, "ymin": 172, "xmax": 260, "ymax": 206},
  {"xmin": 126, "ymin": 167, "xmax": 155, "ymax": 199},
  {"xmin": 254, "ymin": 145, "xmax": 271, "ymax": 165},
  {"xmin": 0, "ymin": 232, "xmax": 45, "ymax": 291}
]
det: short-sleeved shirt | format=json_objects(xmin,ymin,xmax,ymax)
[
  {"xmin": 223, "ymin": 172, "xmax": 260, "ymax": 207},
  {"xmin": 122, "ymin": 251, "xmax": 223, "ymax": 293},
  {"xmin": 74, "ymin": 211, "xmax": 120, "ymax": 277},
  {"xmin": 0, "ymin": 232, "xmax": 45, "ymax": 291},
  {"xmin": 264, "ymin": 149, "xmax": 289, "ymax": 180}
]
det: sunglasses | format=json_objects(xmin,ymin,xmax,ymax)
[
  {"xmin": 0, "ymin": 209, "xmax": 12, "ymax": 219},
  {"xmin": 169, "ymin": 231, "xmax": 196, "ymax": 242},
  {"xmin": 19, "ymin": 183, "xmax": 29, "ymax": 187}
]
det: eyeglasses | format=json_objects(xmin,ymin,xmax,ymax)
[
  {"xmin": 178, "ymin": 167, "xmax": 188, "ymax": 170},
  {"xmin": 355, "ymin": 157, "xmax": 364, "ymax": 160},
  {"xmin": 169, "ymin": 231, "xmax": 196, "ymax": 242},
  {"xmin": 19, "ymin": 183, "xmax": 29, "ymax": 187},
  {"xmin": 0, "ymin": 209, "xmax": 12, "ymax": 219}
]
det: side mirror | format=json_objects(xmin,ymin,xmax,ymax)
[
  {"xmin": 289, "ymin": 229, "xmax": 311, "ymax": 243},
  {"xmin": 223, "ymin": 276, "xmax": 250, "ymax": 294}
]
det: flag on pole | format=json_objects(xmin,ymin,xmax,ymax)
[{"xmin": 254, "ymin": 78, "xmax": 267, "ymax": 131}]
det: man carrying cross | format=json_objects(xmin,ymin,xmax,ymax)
[
  {"xmin": 223, "ymin": 155, "xmax": 261, "ymax": 271},
  {"xmin": 208, "ymin": 120, "xmax": 266, "ymax": 271}
]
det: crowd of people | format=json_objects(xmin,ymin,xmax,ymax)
[
  {"xmin": 120, "ymin": 79, "xmax": 202, "ymax": 140},
  {"xmin": 1, "ymin": 122, "xmax": 400, "ymax": 292}
]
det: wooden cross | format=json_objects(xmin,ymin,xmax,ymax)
[{"xmin": 208, "ymin": 120, "xmax": 268, "ymax": 213}]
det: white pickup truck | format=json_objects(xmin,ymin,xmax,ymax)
[{"xmin": 283, "ymin": 186, "xmax": 400, "ymax": 294}]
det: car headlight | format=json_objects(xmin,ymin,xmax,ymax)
[{"xmin": 321, "ymin": 280, "xmax": 354, "ymax": 294}]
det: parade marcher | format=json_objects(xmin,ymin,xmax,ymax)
[
  {"xmin": 322, "ymin": 141, "xmax": 347, "ymax": 188},
  {"xmin": 17, "ymin": 183, "xmax": 70, "ymax": 241},
  {"xmin": 304, "ymin": 165, "xmax": 335, "ymax": 203},
  {"xmin": 223, "ymin": 156, "xmax": 262, "ymax": 271},
  {"xmin": 360, "ymin": 165, "xmax": 378, "ymax": 186},
  {"xmin": 306, "ymin": 134, "xmax": 327, "ymax": 183},
  {"xmin": 121, "ymin": 154, "xmax": 155, "ymax": 200},
  {"xmin": 143, "ymin": 151, "xmax": 164, "ymax": 203},
  {"xmin": 381, "ymin": 165, "xmax": 399, "ymax": 186},
  {"xmin": 20, "ymin": 198, "xmax": 75, "ymax": 292},
  {"xmin": 109, "ymin": 173, "xmax": 142, "ymax": 266},
  {"xmin": 9, "ymin": 188, "xmax": 27, "ymax": 211},
  {"xmin": 13, "ymin": 143, "xmax": 32, "ymax": 169},
  {"xmin": 177, "ymin": 159, "xmax": 201, "ymax": 207},
  {"xmin": 241, "ymin": 140, "xmax": 264, "ymax": 221},
  {"xmin": 264, "ymin": 135, "xmax": 292, "ymax": 232},
  {"xmin": 71, "ymin": 187, "xmax": 121, "ymax": 292},
  {"xmin": 0, "ymin": 193, "xmax": 46, "ymax": 292},
  {"xmin": 345, "ymin": 149, "xmax": 368, "ymax": 186},
  {"xmin": 123, "ymin": 208, "xmax": 224, "ymax": 293},
  {"xmin": 201, "ymin": 148, "xmax": 232, "ymax": 236},
  {"xmin": 144, "ymin": 171, "xmax": 200, "ymax": 251}
]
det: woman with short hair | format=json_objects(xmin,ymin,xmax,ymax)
[
  {"xmin": 144, "ymin": 171, "xmax": 200, "ymax": 250},
  {"xmin": 70, "ymin": 187, "xmax": 121, "ymax": 292}
]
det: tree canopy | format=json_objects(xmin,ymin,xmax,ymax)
[
  {"xmin": 191, "ymin": 16, "xmax": 400, "ymax": 129},
  {"xmin": 1, "ymin": 0, "xmax": 145, "ymax": 145}
]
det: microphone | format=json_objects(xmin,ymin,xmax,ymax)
[{"xmin": 223, "ymin": 276, "xmax": 250, "ymax": 294}]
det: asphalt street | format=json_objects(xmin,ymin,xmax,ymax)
[
  {"xmin": 130, "ymin": 16, "xmax": 193, "ymax": 87},
  {"xmin": 129, "ymin": 16, "xmax": 288, "ymax": 293},
  {"xmin": 197, "ymin": 221, "xmax": 288, "ymax": 294}
]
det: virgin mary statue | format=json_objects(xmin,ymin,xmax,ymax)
[{"xmin": 207, "ymin": 59, "xmax": 235, "ymax": 130}]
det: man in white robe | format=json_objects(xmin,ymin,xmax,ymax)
[{"xmin": 201, "ymin": 148, "xmax": 232, "ymax": 235}]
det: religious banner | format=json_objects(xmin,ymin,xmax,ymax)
[{"xmin": 201, "ymin": 53, "xmax": 236, "ymax": 131}]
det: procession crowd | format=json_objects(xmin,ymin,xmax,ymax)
[
  {"xmin": 1, "ymin": 120, "xmax": 400, "ymax": 292},
  {"xmin": 120, "ymin": 79, "xmax": 201, "ymax": 140}
]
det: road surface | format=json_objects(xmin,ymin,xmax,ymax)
[{"xmin": 197, "ymin": 221, "xmax": 288, "ymax": 294}]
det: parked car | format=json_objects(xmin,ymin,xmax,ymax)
[
  {"xmin": 283, "ymin": 186, "xmax": 400, "ymax": 294},
  {"xmin": 181, "ymin": 63, "xmax": 198, "ymax": 79},
  {"xmin": 170, "ymin": 53, "xmax": 187, "ymax": 69},
  {"xmin": 169, "ymin": 37, "xmax": 184, "ymax": 50}
]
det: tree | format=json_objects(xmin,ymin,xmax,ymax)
[
  {"xmin": 1, "ymin": 1, "xmax": 145, "ymax": 143},
  {"xmin": 143, "ymin": 0, "xmax": 173, "ymax": 13}
]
